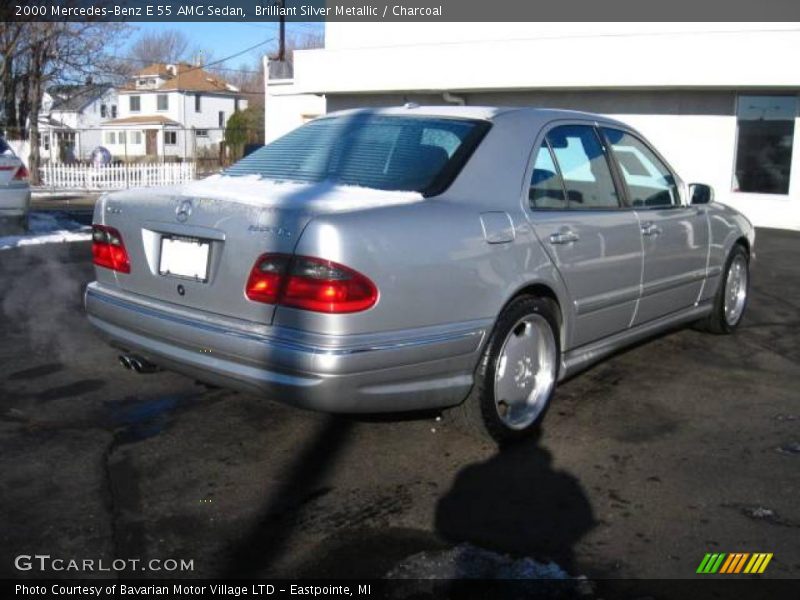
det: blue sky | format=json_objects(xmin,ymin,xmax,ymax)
[{"xmin": 125, "ymin": 22, "xmax": 325, "ymax": 69}]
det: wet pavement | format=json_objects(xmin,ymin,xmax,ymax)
[{"xmin": 0, "ymin": 229, "xmax": 798, "ymax": 583}]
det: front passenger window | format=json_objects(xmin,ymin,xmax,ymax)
[{"xmin": 603, "ymin": 128, "xmax": 680, "ymax": 208}]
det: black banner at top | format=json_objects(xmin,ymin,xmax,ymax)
[{"xmin": 4, "ymin": 0, "xmax": 800, "ymax": 22}]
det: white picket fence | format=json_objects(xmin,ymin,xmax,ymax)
[{"xmin": 40, "ymin": 162, "xmax": 197, "ymax": 190}]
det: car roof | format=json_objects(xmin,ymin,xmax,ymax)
[{"xmin": 323, "ymin": 105, "xmax": 626, "ymax": 125}]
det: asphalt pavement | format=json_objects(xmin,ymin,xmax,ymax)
[{"xmin": 0, "ymin": 225, "xmax": 798, "ymax": 588}]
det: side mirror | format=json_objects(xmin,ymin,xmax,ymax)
[{"xmin": 689, "ymin": 183, "xmax": 714, "ymax": 205}]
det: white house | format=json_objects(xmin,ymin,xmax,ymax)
[
  {"xmin": 101, "ymin": 62, "xmax": 247, "ymax": 161},
  {"xmin": 39, "ymin": 83, "xmax": 118, "ymax": 162},
  {"xmin": 277, "ymin": 23, "xmax": 800, "ymax": 230}
]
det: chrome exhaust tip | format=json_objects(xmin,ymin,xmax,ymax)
[{"xmin": 119, "ymin": 354, "xmax": 159, "ymax": 374}]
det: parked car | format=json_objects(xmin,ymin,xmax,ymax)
[
  {"xmin": 0, "ymin": 136, "xmax": 31, "ymax": 230},
  {"xmin": 85, "ymin": 107, "xmax": 754, "ymax": 442}
]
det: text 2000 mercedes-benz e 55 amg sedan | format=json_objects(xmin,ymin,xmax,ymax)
[{"xmin": 85, "ymin": 106, "xmax": 754, "ymax": 442}]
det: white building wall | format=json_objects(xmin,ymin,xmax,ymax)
[
  {"xmin": 264, "ymin": 79, "xmax": 325, "ymax": 143},
  {"xmin": 289, "ymin": 23, "xmax": 800, "ymax": 230}
]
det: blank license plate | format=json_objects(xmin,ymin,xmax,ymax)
[{"xmin": 159, "ymin": 236, "xmax": 210, "ymax": 281}]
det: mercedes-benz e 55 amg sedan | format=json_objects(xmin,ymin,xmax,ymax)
[{"xmin": 85, "ymin": 106, "xmax": 754, "ymax": 442}]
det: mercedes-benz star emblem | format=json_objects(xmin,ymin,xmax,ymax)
[{"xmin": 176, "ymin": 199, "xmax": 193, "ymax": 222}]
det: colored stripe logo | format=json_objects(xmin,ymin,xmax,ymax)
[{"xmin": 697, "ymin": 553, "xmax": 773, "ymax": 574}]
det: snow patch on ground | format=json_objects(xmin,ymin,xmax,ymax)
[
  {"xmin": 0, "ymin": 212, "xmax": 91, "ymax": 251},
  {"xmin": 385, "ymin": 544, "xmax": 592, "ymax": 599},
  {"xmin": 386, "ymin": 543, "xmax": 571, "ymax": 579}
]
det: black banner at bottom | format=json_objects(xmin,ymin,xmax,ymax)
[{"xmin": 5, "ymin": 578, "xmax": 800, "ymax": 600}]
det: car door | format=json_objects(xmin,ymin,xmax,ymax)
[
  {"xmin": 601, "ymin": 127, "xmax": 709, "ymax": 325},
  {"xmin": 526, "ymin": 123, "xmax": 643, "ymax": 349}
]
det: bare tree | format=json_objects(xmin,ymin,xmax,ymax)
[
  {"xmin": 0, "ymin": 23, "xmax": 26, "ymax": 134},
  {"xmin": 128, "ymin": 29, "xmax": 196, "ymax": 66},
  {"xmin": 21, "ymin": 22, "xmax": 125, "ymax": 182}
]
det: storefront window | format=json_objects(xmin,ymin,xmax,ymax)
[{"xmin": 733, "ymin": 95, "xmax": 797, "ymax": 194}]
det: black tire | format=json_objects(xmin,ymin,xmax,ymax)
[
  {"xmin": 448, "ymin": 295, "xmax": 561, "ymax": 445},
  {"xmin": 702, "ymin": 244, "xmax": 750, "ymax": 334}
]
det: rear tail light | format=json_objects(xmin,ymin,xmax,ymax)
[
  {"xmin": 92, "ymin": 225, "xmax": 131, "ymax": 273},
  {"xmin": 245, "ymin": 254, "xmax": 378, "ymax": 313},
  {"xmin": 13, "ymin": 165, "xmax": 28, "ymax": 181}
]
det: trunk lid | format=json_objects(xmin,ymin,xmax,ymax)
[{"xmin": 97, "ymin": 174, "xmax": 422, "ymax": 325}]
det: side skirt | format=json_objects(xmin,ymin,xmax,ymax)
[{"xmin": 559, "ymin": 301, "xmax": 713, "ymax": 381}]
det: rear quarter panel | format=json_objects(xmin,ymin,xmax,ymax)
[{"xmin": 275, "ymin": 199, "xmax": 568, "ymax": 341}]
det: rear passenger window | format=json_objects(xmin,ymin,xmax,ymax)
[
  {"xmin": 603, "ymin": 128, "xmax": 680, "ymax": 208},
  {"xmin": 529, "ymin": 142, "xmax": 566, "ymax": 209},
  {"xmin": 546, "ymin": 125, "xmax": 620, "ymax": 209}
]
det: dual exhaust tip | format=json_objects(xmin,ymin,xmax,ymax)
[{"xmin": 118, "ymin": 354, "xmax": 159, "ymax": 374}]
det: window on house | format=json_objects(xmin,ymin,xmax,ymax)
[
  {"xmin": 218, "ymin": 111, "xmax": 225, "ymax": 127},
  {"xmin": 132, "ymin": 131, "xmax": 142, "ymax": 145},
  {"xmin": 138, "ymin": 79, "xmax": 148, "ymax": 86},
  {"xmin": 129, "ymin": 96, "xmax": 141, "ymax": 112},
  {"xmin": 43, "ymin": 136, "xmax": 50, "ymax": 151},
  {"xmin": 111, "ymin": 105, "xmax": 117, "ymax": 118},
  {"xmin": 164, "ymin": 131, "xmax": 177, "ymax": 145},
  {"xmin": 234, "ymin": 98, "xmax": 240, "ymax": 112},
  {"xmin": 118, "ymin": 131, "xmax": 126, "ymax": 144},
  {"xmin": 733, "ymin": 95, "xmax": 797, "ymax": 194},
  {"xmin": 195, "ymin": 94, "xmax": 201, "ymax": 112},
  {"xmin": 106, "ymin": 131, "xmax": 116, "ymax": 144},
  {"xmin": 195, "ymin": 129, "xmax": 209, "ymax": 138},
  {"xmin": 157, "ymin": 94, "xmax": 168, "ymax": 111},
  {"xmin": 100, "ymin": 104, "xmax": 107, "ymax": 118}
]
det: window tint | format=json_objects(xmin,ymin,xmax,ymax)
[
  {"xmin": 225, "ymin": 115, "xmax": 486, "ymax": 194},
  {"xmin": 733, "ymin": 95, "xmax": 796, "ymax": 194},
  {"xmin": 603, "ymin": 128, "xmax": 680, "ymax": 208},
  {"xmin": 529, "ymin": 142, "xmax": 566, "ymax": 209},
  {"xmin": 546, "ymin": 125, "xmax": 620, "ymax": 208}
]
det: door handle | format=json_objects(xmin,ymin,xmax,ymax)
[
  {"xmin": 549, "ymin": 230, "xmax": 580, "ymax": 245},
  {"xmin": 641, "ymin": 222, "xmax": 662, "ymax": 237}
]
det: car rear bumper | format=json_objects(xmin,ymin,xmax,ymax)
[
  {"xmin": 84, "ymin": 282, "xmax": 488, "ymax": 413},
  {"xmin": 0, "ymin": 185, "xmax": 30, "ymax": 217}
]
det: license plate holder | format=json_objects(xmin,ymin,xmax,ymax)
[{"xmin": 159, "ymin": 236, "xmax": 210, "ymax": 282}]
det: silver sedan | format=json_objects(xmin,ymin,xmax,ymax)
[
  {"xmin": 85, "ymin": 106, "xmax": 754, "ymax": 442},
  {"xmin": 0, "ymin": 136, "xmax": 31, "ymax": 230}
]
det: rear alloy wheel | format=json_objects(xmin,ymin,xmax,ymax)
[
  {"xmin": 703, "ymin": 244, "xmax": 750, "ymax": 334},
  {"xmin": 452, "ymin": 296, "xmax": 560, "ymax": 444}
]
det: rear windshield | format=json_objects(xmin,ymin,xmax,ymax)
[{"xmin": 225, "ymin": 114, "xmax": 489, "ymax": 195}]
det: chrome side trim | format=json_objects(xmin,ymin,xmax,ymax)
[
  {"xmin": 640, "ymin": 268, "xmax": 707, "ymax": 298},
  {"xmin": 85, "ymin": 286, "xmax": 485, "ymax": 357},
  {"xmin": 575, "ymin": 285, "xmax": 641, "ymax": 316},
  {"xmin": 560, "ymin": 301, "xmax": 712, "ymax": 380}
]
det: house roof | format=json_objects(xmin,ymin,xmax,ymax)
[
  {"xmin": 102, "ymin": 115, "xmax": 181, "ymax": 127},
  {"xmin": 48, "ymin": 83, "xmax": 113, "ymax": 112},
  {"xmin": 125, "ymin": 62, "xmax": 241, "ymax": 94}
]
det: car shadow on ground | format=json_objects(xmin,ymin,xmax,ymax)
[{"xmin": 435, "ymin": 432, "xmax": 595, "ymax": 576}]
